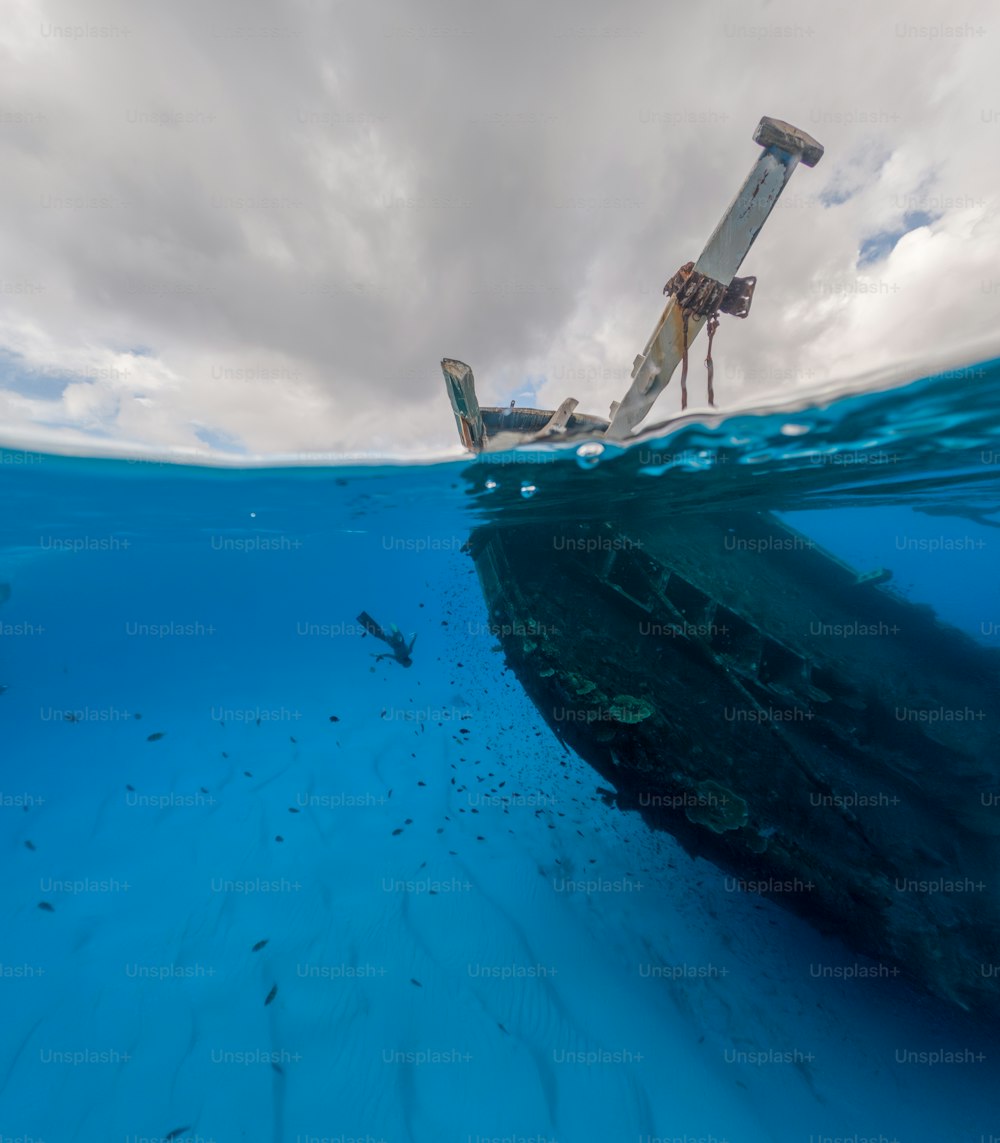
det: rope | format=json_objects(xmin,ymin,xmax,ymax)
[
  {"xmin": 680, "ymin": 311, "xmax": 690, "ymax": 411},
  {"xmin": 705, "ymin": 313, "xmax": 719, "ymax": 408}
]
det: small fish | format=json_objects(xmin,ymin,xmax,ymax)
[
  {"xmin": 256, "ymin": 718, "xmax": 261, "ymax": 727},
  {"xmin": 64, "ymin": 712, "xmax": 78, "ymax": 723},
  {"xmin": 288, "ymin": 807, "xmax": 300, "ymax": 814},
  {"xmin": 410, "ymin": 978, "xmax": 422, "ymax": 988},
  {"xmin": 329, "ymin": 715, "xmax": 340, "ymax": 723},
  {"xmin": 134, "ymin": 712, "xmax": 142, "ymax": 720},
  {"xmin": 264, "ymin": 984, "xmax": 278, "ymax": 1006},
  {"xmin": 38, "ymin": 901, "xmax": 54, "ymax": 912},
  {"xmin": 274, "ymin": 835, "xmax": 284, "ymax": 843},
  {"xmin": 252, "ymin": 939, "xmax": 269, "ymax": 952},
  {"xmin": 222, "ymin": 752, "xmax": 229, "ymax": 758},
  {"xmin": 391, "ymin": 828, "xmax": 403, "ymax": 836},
  {"xmin": 272, "ymin": 1062, "xmax": 284, "ymax": 1075},
  {"xmin": 498, "ymin": 1022, "xmax": 508, "ymax": 1035},
  {"xmin": 147, "ymin": 732, "xmax": 165, "ymax": 742},
  {"xmin": 164, "ymin": 1128, "xmax": 191, "ymax": 1142},
  {"xmin": 24, "ymin": 840, "xmax": 36, "ymax": 851},
  {"xmin": 289, "ymin": 736, "xmax": 297, "ymax": 744},
  {"xmin": 243, "ymin": 771, "xmax": 252, "ymax": 777},
  {"xmin": 126, "ymin": 784, "xmax": 135, "ymax": 791},
  {"xmin": 0, "ymin": 684, "xmax": 8, "ymax": 696},
  {"xmin": 199, "ymin": 787, "xmax": 209, "ymax": 794}
]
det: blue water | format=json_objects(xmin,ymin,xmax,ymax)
[{"xmin": 2, "ymin": 362, "xmax": 1000, "ymax": 1143}]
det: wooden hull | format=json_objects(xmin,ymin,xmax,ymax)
[{"xmin": 469, "ymin": 508, "xmax": 1000, "ymax": 1013}]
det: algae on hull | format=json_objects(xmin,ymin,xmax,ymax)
[{"xmin": 467, "ymin": 507, "xmax": 1000, "ymax": 1015}]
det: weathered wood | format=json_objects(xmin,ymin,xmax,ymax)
[
  {"xmin": 539, "ymin": 398, "xmax": 579, "ymax": 436},
  {"xmin": 441, "ymin": 358, "xmax": 484, "ymax": 451}
]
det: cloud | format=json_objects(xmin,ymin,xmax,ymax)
[
  {"xmin": 858, "ymin": 209, "xmax": 939, "ymax": 267},
  {"xmin": 0, "ymin": 0, "xmax": 997, "ymax": 459}
]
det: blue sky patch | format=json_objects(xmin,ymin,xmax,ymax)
[
  {"xmin": 858, "ymin": 209, "xmax": 938, "ymax": 268},
  {"xmin": 193, "ymin": 426, "xmax": 246, "ymax": 453},
  {"xmin": 501, "ymin": 377, "xmax": 540, "ymax": 408},
  {"xmin": 819, "ymin": 183, "xmax": 856, "ymax": 208},
  {"xmin": 0, "ymin": 348, "xmax": 80, "ymax": 400}
]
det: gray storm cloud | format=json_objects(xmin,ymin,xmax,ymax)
[{"xmin": 0, "ymin": 0, "xmax": 997, "ymax": 459}]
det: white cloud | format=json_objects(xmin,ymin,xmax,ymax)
[{"xmin": 0, "ymin": 0, "xmax": 997, "ymax": 460}]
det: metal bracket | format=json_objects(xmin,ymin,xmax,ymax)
[
  {"xmin": 663, "ymin": 264, "xmax": 757, "ymax": 321},
  {"xmin": 720, "ymin": 275, "xmax": 756, "ymax": 319}
]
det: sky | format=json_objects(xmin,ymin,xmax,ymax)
[{"xmin": 0, "ymin": 0, "xmax": 998, "ymax": 461}]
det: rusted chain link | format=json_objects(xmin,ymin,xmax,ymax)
[{"xmin": 663, "ymin": 263, "xmax": 756, "ymax": 408}]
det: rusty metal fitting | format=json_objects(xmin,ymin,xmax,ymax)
[
  {"xmin": 720, "ymin": 275, "xmax": 756, "ymax": 319},
  {"xmin": 663, "ymin": 263, "xmax": 756, "ymax": 320}
]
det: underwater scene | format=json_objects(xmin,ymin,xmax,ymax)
[{"xmin": 2, "ymin": 360, "xmax": 1000, "ymax": 1143}]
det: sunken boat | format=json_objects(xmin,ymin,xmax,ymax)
[{"xmin": 443, "ymin": 118, "xmax": 1000, "ymax": 1014}]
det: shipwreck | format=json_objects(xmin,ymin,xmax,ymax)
[{"xmin": 442, "ymin": 117, "xmax": 1000, "ymax": 1014}]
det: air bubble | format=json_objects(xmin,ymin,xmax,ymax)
[{"xmin": 576, "ymin": 442, "xmax": 605, "ymax": 469}]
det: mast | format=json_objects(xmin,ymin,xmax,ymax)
[{"xmin": 605, "ymin": 117, "xmax": 823, "ymax": 439}]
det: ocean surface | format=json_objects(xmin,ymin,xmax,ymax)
[{"xmin": 2, "ymin": 360, "xmax": 999, "ymax": 1143}]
